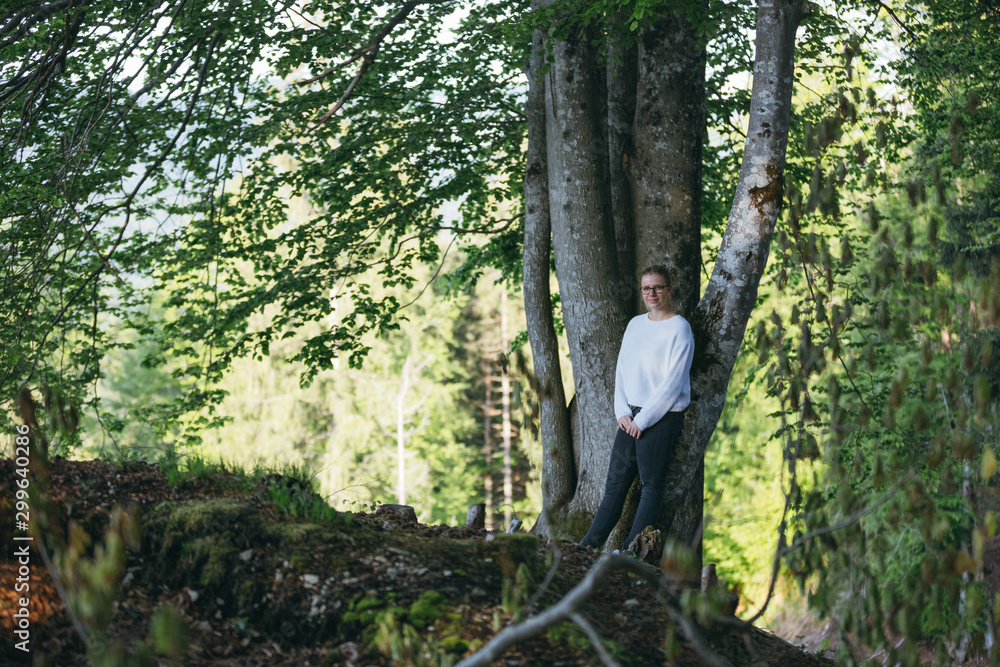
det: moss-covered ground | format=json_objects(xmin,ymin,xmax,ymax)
[{"xmin": 0, "ymin": 457, "xmax": 832, "ymax": 666}]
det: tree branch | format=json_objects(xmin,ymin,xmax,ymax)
[
  {"xmin": 0, "ymin": 0, "xmax": 79, "ymax": 49},
  {"xmin": 662, "ymin": 0, "xmax": 807, "ymax": 534},
  {"xmin": 865, "ymin": 0, "xmax": 918, "ymax": 40},
  {"xmin": 416, "ymin": 212, "xmax": 523, "ymax": 235},
  {"xmin": 779, "ymin": 468, "xmax": 915, "ymax": 559},
  {"xmin": 458, "ymin": 553, "xmax": 734, "ymax": 667},
  {"xmin": 295, "ymin": 46, "xmax": 373, "ymax": 87},
  {"xmin": 308, "ymin": 0, "xmax": 443, "ymax": 130},
  {"xmin": 455, "ymin": 553, "xmax": 618, "ymax": 667},
  {"xmin": 570, "ymin": 613, "xmax": 620, "ymax": 667}
]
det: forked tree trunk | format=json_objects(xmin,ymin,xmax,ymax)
[
  {"xmin": 526, "ymin": 0, "xmax": 807, "ymax": 552},
  {"xmin": 542, "ymin": 14, "xmax": 632, "ymax": 529},
  {"xmin": 660, "ymin": 0, "xmax": 806, "ymax": 543}
]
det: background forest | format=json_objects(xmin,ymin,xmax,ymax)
[{"xmin": 2, "ymin": 0, "xmax": 998, "ymax": 663}]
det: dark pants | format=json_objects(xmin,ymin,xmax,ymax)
[{"xmin": 580, "ymin": 408, "xmax": 685, "ymax": 550}]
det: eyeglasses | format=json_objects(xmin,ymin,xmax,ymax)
[{"xmin": 640, "ymin": 285, "xmax": 667, "ymax": 295}]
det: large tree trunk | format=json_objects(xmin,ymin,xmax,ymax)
[
  {"xmin": 608, "ymin": 7, "xmax": 708, "ymax": 553},
  {"xmin": 630, "ymin": 12, "xmax": 706, "ymax": 315},
  {"xmin": 527, "ymin": 0, "xmax": 806, "ymax": 549},
  {"xmin": 659, "ymin": 0, "xmax": 807, "ymax": 542},
  {"xmin": 542, "ymin": 17, "xmax": 632, "ymax": 531},
  {"xmin": 529, "ymin": 4, "xmax": 706, "ymax": 542}
]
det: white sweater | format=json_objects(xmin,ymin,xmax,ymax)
[{"xmin": 614, "ymin": 314, "xmax": 694, "ymax": 431}]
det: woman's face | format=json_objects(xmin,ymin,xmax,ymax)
[{"xmin": 640, "ymin": 273, "xmax": 671, "ymax": 311}]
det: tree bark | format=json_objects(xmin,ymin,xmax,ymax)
[
  {"xmin": 606, "ymin": 18, "xmax": 638, "ymax": 290},
  {"xmin": 544, "ymin": 23, "xmax": 632, "ymax": 528},
  {"xmin": 527, "ymin": 0, "xmax": 805, "ymax": 550},
  {"xmin": 659, "ymin": 0, "xmax": 807, "ymax": 541},
  {"xmin": 630, "ymin": 11, "xmax": 706, "ymax": 317},
  {"xmin": 608, "ymin": 7, "xmax": 708, "ymax": 552},
  {"xmin": 524, "ymin": 19, "xmax": 575, "ymax": 534}
]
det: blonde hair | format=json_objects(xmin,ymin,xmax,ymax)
[{"xmin": 640, "ymin": 265, "xmax": 671, "ymax": 286}]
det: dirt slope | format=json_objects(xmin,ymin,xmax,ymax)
[{"xmin": 0, "ymin": 458, "xmax": 831, "ymax": 666}]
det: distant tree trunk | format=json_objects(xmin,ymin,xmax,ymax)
[
  {"xmin": 396, "ymin": 353, "xmax": 412, "ymax": 505},
  {"xmin": 501, "ymin": 291, "xmax": 514, "ymax": 528},
  {"xmin": 483, "ymin": 355, "xmax": 495, "ymax": 531},
  {"xmin": 527, "ymin": 0, "xmax": 807, "ymax": 553}
]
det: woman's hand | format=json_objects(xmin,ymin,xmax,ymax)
[{"xmin": 618, "ymin": 416, "xmax": 642, "ymax": 439}]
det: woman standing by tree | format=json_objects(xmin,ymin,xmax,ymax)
[{"xmin": 580, "ymin": 266, "xmax": 695, "ymax": 550}]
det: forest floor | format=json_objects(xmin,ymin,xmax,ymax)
[{"xmin": 0, "ymin": 457, "xmax": 837, "ymax": 666}]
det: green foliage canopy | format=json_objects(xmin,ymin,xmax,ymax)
[
  {"xmin": 0, "ymin": 0, "xmax": 763, "ymax": 439},
  {"xmin": 744, "ymin": 1, "xmax": 1000, "ymax": 661}
]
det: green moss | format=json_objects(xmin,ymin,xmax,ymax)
[
  {"xmin": 191, "ymin": 536, "xmax": 238, "ymax": 589},
  {"xmin": 150, "ymin": 498, "xmax": 260, "ymax": 593},
  {"xmin": 343, "ymin": 595, "xmax": 387, "ymax": 627},
  {"xmin": 492, "ymin": 532, "xmax": 539, "ymax": 555},
  {"xmin": 164, "ymin": 498, "xmax": 248, "ymax": 537},
  {"xmin": 355, "ymin": 595, "xmax": 385, "ymax": 613},
  {"xmin": 271, "ymin": 521, "xmax": 322, "ymax": 544},
  {"xmin": 559, "ymin": 510, "xmax": 593, "ymax": 540},
  {"xmin": 407, "ymin": 591, "xmax": 449, "ymax": 629},
  {"xmin": 236, "ymin": 580, "xmax": 258, "ymax": 611},
  {"xmin": 440, "ymin": 635, "xmax": 469, "ymax": 653}
]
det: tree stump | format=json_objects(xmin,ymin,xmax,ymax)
[
  {"xmin": 375, "ymin": 504, "xmax": 417, "ymax": 524},
  {"xmin": 627, "ymin": 526, "xmax": 665, "ymax": 565},
  {"xmin": 466, "ymin": 503, "xmax": 486, "ymax": 530},
  {"xmin": 701, "ymin": 564, "xmax": 718, "ymax": 593},
  {"xmin": 701, "ymin": 563, "xmax": 740, "ymax": 615}
]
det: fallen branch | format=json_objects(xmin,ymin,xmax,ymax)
[
  {"xmin": 570, "ymin": 612, "xmax": 619, "ymax": 667},
  {"xmin": 455, "ymin": 553, "xmax": 618, "ymax": 667},
  {"xmin": 457, "ymin": 553, "xmax": 735, "ymax": 667}
]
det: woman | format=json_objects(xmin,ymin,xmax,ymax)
[{"xmin": 580, "ymin": 265, "xmax": 695, "ymax": 551}]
